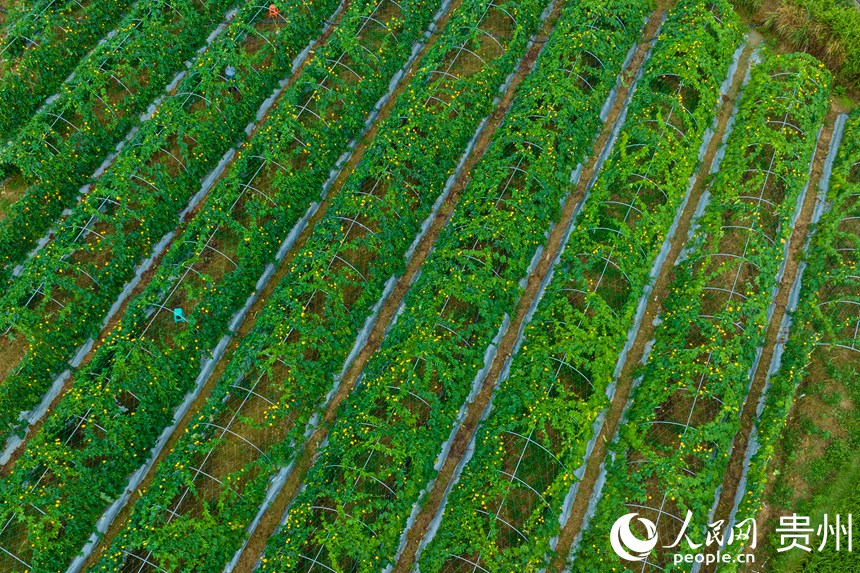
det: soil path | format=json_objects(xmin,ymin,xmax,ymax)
[
  {"xmin": 546, "ymin": 30, "xmax": 764, "ymax": 573},
  {"xmin": 0, "ymin": 0, "xmax": 352, "ymax": 477},
  {"xmin": 228, "ymin": 2, "xmax": 573, "ymax": 570},
  {"xmin": 699, "ymin": 105, "xmax": 843, "ymax": 573},
  {"xmin": 385, "ymin": 2, "xmax": 681, "ymax": 570},
  {"xmin": 76, "ymin": 0, "xmax": 474, "ymax": 567}
]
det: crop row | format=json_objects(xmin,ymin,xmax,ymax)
[
  {"xmin": 0, "ymin": 0, "xmax": 134, "ymax": 141},
  {"xmin": 718, "ymin": 112, "xmax": 859, "ymax": 568},
  {"xmin": 52, "ymin": 0, "xmax": 450, "ymax": 567},
  {"xmin": 258, "ymin": 0, "xmax": 656, "ymax": 570},
  {"xmin": 0, "ymin": 0, "xmax": 344, "ymax": 445},
  {"xmin": 0, "ymin": 0, "xmax": 236, "ymax": 275},
  {"xmin": 0, "ymin": 1, "xmax": 55, "ymax": 30},
  {"xmin": 0, "ymin": 0, "xmax": 347, "ymax": 569},
  {"xmin": 0, "ymin": 0, "xmax": 551, "ymax": 567},
  {"xmin": 569, "ymin": 51, "xmax": 831, "ymax": 572},
  {"xmin": 85, "ymin": 0, "xmax": 555, "ymax": 571},
  {"xmin": 0, "ymin": 1, "xmax": 73, "ymax": 28},
  {"xmin": 414, "ymin": 1, "xmax": 747, "ymax": 570}
]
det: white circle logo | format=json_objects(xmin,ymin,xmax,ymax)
[{"xmin": 610, "ymin": 513, "xmax": 659, "ymax": 561}]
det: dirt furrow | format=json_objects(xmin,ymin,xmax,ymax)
[
  {"xmin": 546, "ymin": 32, "xmax": 765, "ymax": 573},
  {"xmin": 0, "ymin": 1, "xmax": 352, "ymax": 477},
  {"xmin": 383, "ymin": 3, "xmax": 678, "ymax": 570},
  {"xmin": 75, "ymin": 0, "xmax": 473, "ymax": 568},
  {"xmin": 699, "ymin": 105, "xmax": 844, "ymax": 573},
  {"xmin": 226, "ymin": 3, "xmax": 574, "ymax": 570},
  {"xmin": 8, "ymin": 3, "xmax": 241, "ymax": 275}
]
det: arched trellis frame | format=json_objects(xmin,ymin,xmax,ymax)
[{"xmin": 606, "ymin": 62, "xmax": 829, "ymax": 573}]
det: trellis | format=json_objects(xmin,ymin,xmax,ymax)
[
  {"xmin": 293, "ymin": 0, "xmax": 402, "ymax": 129},
  {"xmin": 0, "ymin": 406, "xmax": 105, "ymax": 571},
  {"xmin": 11, "ymin": 168, "xmax": 163, "ymax": 328},
  {"xmin": 15, "ymin": 64, "xmax": 230, "ymax": 324},
  {"xmin": 440, "ymin": 428, "xmax": 566, "ymax": 572},
  {"xmin": 817, "ymin": 184, "xmax": 860, "ymax": 354},
  {"xmin": 584, "ymin": 75, "xmax": 697, "ymax": 292},
  {"xmin": 160, "ymin": 8, "xmax": 287, "ymax": 114},
  {"xmin": 114, "ymin": 0, "xmax": 417, "ymax": 565},
  {"xmin": 291, "ymin": 164, "xmax": 418, "ymax": 319},
  {"xmin": 426, "ymin": 1, "xmax": 516, "ymax": 109},
  {"xmin": 4, "ymin": 0, "xmax": 326, "ymax": 386},
  {"xmin": 134, "ymin": 154, "xmax": 292, "ymax": 344},
  {"xmin": 94, "ymin": 17, "xmax": 146, "ymax": 109},
  {"xmin": 445, "ymin": 145, "xmax": 542, "ymax": 283},
  {"xmin": 620, "ymin": 70, "xmax": 811, "ymax": 573},
  {"xmin": 0, "ymin": 0, "xmax": 79, "ymax": 59},
  {"xmin": 25, "ymin": 0, "xmax": 64, "ymax": 23},
  {"xmin": 286, "ymin": 434, "xmax": 397, "ymax": 572},
  {"xmin": 625, "ymin": 377, "xmax": 727, "ymax": 572},
  {"xmin": 432, "ymin": 142, "xmax": 552, "ymax": 355},
  {"xmin": 422, "ymin": 22, "xmax": 654, "ymax": 561},
  {"xmin": 118, "ymin": 366, "xmax": 286, "ymax": 572},
  {"xmin": 430, "ymin": 117, "xmax": 590, "ymax": 565},
  {"xmin": 698, "ymin": 76, "xmax": 806, "ymax": 331},
  {"xmin": 0, "ymin": 34, "xmax": 34, "ymax": 59},
  {"xmin": 0, "ymin": 515, "xmax": 31, "ymax": 571},
  {"xmin": 0, "ymin": 145, "xmax": 292, "ymax": 570},
  {"xmin": 282, "ymin": 0, "xmax": 414, "ymax": 308}
]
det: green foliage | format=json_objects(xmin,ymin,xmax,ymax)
[
  {"xmin": 423, "ymin": 2, "xmax": 746, "ymax": 571},
  {"xmin": 86, "ymin": 0, "xmax": 448, "ymax": 567},
  {"xmin": 721, "ymin": 112, "xmax": 860, "ymax": 571},
  {"xmin": 0, "ymin": 0, "xmax": 348, "ymax": 568},
  {"xmin": 261, "ymin": 1, "xmax": 652, "ymax": 570},
  {"xmin": 0, "ymin": 0, "xmax": 343, "ymax": 446},
  {"xmin": 0, "ymin": 0, "xmax": 135, "ymax": 141},
  {"xmin": 0, "ymin": 0, "xmax": 237, "ymax": 274},
  {"xmin": 571, "ymin": 50, "xmax": 831, "ymax": 572}
]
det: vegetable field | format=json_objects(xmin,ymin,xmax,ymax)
[{"xmin": 0, "ymin": 0, "xmax": 854, "ymax": 571}]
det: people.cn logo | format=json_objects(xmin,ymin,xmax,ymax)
[{"xmin": 610, "ymin": 513, "xmax": 659, "ymax": 561}]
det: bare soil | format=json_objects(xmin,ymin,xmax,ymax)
[
  {"xmin": 0, "ymin": 0, "xmax": 350, "ymax": 479},
  {"xmin": 228, "ymin": 2, "xmax": 568, "ymax": 570},
  {"xmin": 701, "ymin": 105, "xmax": 843, "ymax": 573},
  {"xmin": 545, "ymin": 27, "xmax": 764, "ymax": 572},
  {"xmin": 0, "ymin": 333, "xmax": 27, "ymax": 382},
  {"xmin": 0, "ymin": 172, "xmax": 28, "ymax": 222}
]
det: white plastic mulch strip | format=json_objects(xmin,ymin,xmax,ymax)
[
  {"xmin": 12, "ymin": 5, "xmax": 241, "ymax": 277},
  {"xmin": 409, "ymin": 13, "xmax": 661, "ymax": 568},
  {"xmin": 562, "ymin": 35, "xmax": 757, "ymax": 572},
  {"xmin": 715, "ymin": 112, "xmax": 848, "ymax": 555}
]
